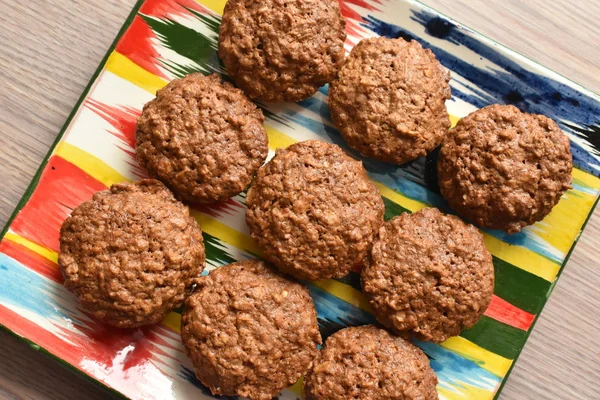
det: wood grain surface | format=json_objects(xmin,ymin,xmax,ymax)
[{"xmin": 0, "ymin": 0, "xmax": 598, "ymax": 398}]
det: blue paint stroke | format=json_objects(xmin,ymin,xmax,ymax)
[
  {"xmin": 418, "ymin": 341, "xmax": 502, "ymax": 389},
  {"xmin": 361, "ymin": 10, "xmax": 600, "ymax": 175},
  {"xmin": 307, "ymin": 284, "xmax": 375, "ymax": 339},
  {"xmin": 297, "ymin": 93, "xmax": 330, "ymax": 118},
  {"xmin": 0, "ymin": 254, "xmax": 83, "ymax": 324}
]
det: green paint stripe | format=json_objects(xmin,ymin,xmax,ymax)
[
  {"xmin": 141, "ymin": 15, "xmax": 216, "ymax": 62},
  {"xmin": 461, "ymin": 315, "xmax": 527, "ymax": 360},
  {"xmin": 203, "ymin": 232, "xmax": 237, "ymax": 265},
  {"xmin": 382, "ymin": 196, "xmax": 410, "ymax": 221},
  {"xmin": 493, "ymin": 256, "xmax": 551, "ymax": 314}
]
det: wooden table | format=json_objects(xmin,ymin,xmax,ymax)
[{"xmin": 0, "ymin": 0, "xmax": 598, "ymax": 398}]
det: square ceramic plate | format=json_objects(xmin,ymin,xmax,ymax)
[{"xmin": 1, "ymin": 0, "xmax": 599, "ymax": 399}]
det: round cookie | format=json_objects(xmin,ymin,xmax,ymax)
[
  {"xmin": 135, "ymin": 73, "xmax": 268, "ymax": 204},
  {"xmin": 181, "ymin": 260, "xmax": 321, "ymax": 400},
  {"xmin": 59, "ymin": 180, "xmax": 205, "ymax": 328},
  {"xmin": 218, "ymin": 0, "xmax": 346, "ymax": 102},
  {"xmin": 246, "ymin": 140, "xmax": 384, "ymax": 281},
  {"xmin": 328, "ymin": 37, "xmax": 452, "ymax": 164},
  {"xmin": 437, "ymin": 104, "xmax": 572, "ymax": 233},
  {"xmin": 362, "ymin": 208, "xmax": 494, "ymax": 343},
  {"xmin": 304, "ymin": 325, "xmax": 438, "ymax": 400}
]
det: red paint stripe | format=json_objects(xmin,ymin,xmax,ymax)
[
  {"xmin": 86, "ymin": 99, "xmax": 139, "ymax": 148},
  {"xmin": 116, "ymin": 0, "xmax": 214, "ymax": 83},
  {"xmin": 0, "ymin": 304, "xmax": 82, "ymax": 364},
  {"xmin": 140, "ymin": 0, "xmax": 211, "ymax": 17},
  {"xmin": 195, "ymin": 198, "xmax": 245, "ymax": 218},
  {"xmin": 339, "ymin": 0, "xmax": 383, "ymax": 42},
  {"xmin": 484, "ymin": 295, "xmax": 535, "ymax": 331},
  {"xmin": 0, "ymin": 304, "xmax": 146, "ymax": 394},
  {"xmin": 10, "ymin": 156, "xmax": 107, "ymax": 253},
  {"xmin": 85, "ymin": 99, "xmax": 148, "ymax": 179},
  {"xmin": 0, "ymin": 239, "xmax": 61, "ymax": 282},
  {"xmin": 116, "ymin": 16, "xmax": 166, "ymax": 80}
]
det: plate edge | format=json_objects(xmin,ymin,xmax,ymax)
[
  {"xmin": 491, "ymin": 192, "xmax": 600, "ymax": 400},
  {"xmin": 0, "ymin": 0, "xmax": 146, "ymax": 398},
  {"xmin": 0, "ymin": 1, "xmax": 599, "ymax": 399}
]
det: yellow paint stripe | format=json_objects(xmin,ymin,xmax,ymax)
[
  {"xmin": 288, "ymin": 378, "xmax": 303, "ymax": 395},
  {"xmin": 53, "ymin": 142, "xmax": 258, "ymax": 260},
  {"xmin": 449, "ymin": 113, "xmax": 460, "ymax": 128},
  {"xmin": 483, "ymin": 235, "xmax": 558, "ymax": 281},
  {"xmin": 441, "ymin": 336, "xmax": 512, "ymax": 378},
  {"xmin": 529, "ymin": 189, "xmax": 597, "ymax": 256},
  {"xmin": 106, "ymin": 52, "xmax": 167, "ymax": 95},
  {"xmin": 438, "ymin": 384, "xmax": 495, "ymax": 400},
  {"xmin": 191, "ymin": 211, "xmax": 262, "ymax": 256},
  {"xmin": 192, "ymin": 212, "xmax": 373, "ymax": 314},
  {"xmin": 313, "ymin": 279, "xmax": 373, "ymax": 313},
  {"xmin": 265, "ymin": 125, "xmax": 296, "ymax": 150},
  {"xmin": 162, "ymin": 311, "xmax": 182, "ymax": 333},
  {"xmin": 55, "ymin": 142, "xmax": 129, "ymax": 187},
  {"xmin": 3, "ymin": 233, "xmax": 59, "ymax": 264},
  {"xmin": 373, "ymin": 181, "xmax": 428, "ymax": 213},
  {"xmin": 572, "ymin": 166, "xmax": 600, "ymax": 189},
  {"xmin": 194, "ymin": 0, "xmax": 226, "ymax": 15},
  {"xmin": 107, "ymin": 54, "xmax": 297, "ymax": 155}
]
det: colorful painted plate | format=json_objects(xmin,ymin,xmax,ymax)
[{"xmin": 1, "ymin": 0, "xmax": 599, "ymax": 399}]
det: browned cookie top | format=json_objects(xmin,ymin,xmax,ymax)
[
  {"xmin": 59, "ymin": 180, "xmax": 205, "ymax": 328},
  {"xmin": 181, "ymin": 260, "xmax": 321, "ymax": 400},
  {"xmin": 246, "ymin": 140, "xmax": 384, "ymax": 281},
  {"xmin": 438, "ymin": 104, "xmax": 572, "ymax": 233},
  {"xmin": 328, "ymin": 37, "xmax": 451, "ymax": 164},
  {"xmin": 304, "ymin": 325, "xmax": 438, "ymax": 400},
  {"xmin": 135, "ymin": 73, "xmax": 268, "ymax": 204},
  {"xmin": 362, "ymin": 208, "xmax": 494, "ymax": 343},
  {"xmin": 218, "ymin": 0, "xmax": 346, "ymax": 102}
]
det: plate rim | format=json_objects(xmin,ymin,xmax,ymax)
[
  {"xmin": 1, "ymin": 0, "xmax": 598, "ymax": 399},
  {"xmin": 0, "ymin": 0, "xmax": 146, "ymax": 398}
]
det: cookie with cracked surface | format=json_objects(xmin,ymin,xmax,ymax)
[
  {"xmin": 304, "ymin": 325, "xmax": 439, "ymax": 400},
  {"xmin": 59, "ymin": 179, "xmax": 205, "ymax": 328},
  {"xmin": 181, "ymin": 260, "xmax": 321, "ymax": 400},
  {"xmin": 362, "ymin": 208, "xmax": 494, "ymax": 343},
  {"xmin": 246, "ymin": 140, "xmax": 385, "ymax": 281},
  {"xmin": 328, "ymin": 37, "xmax": 451, "ymax": 164},
  {"xmin": 218, "ymin": 0, "xmax": 346, "ymax": 102},
  {"xmin": 135, "ymin": 73, "xmax": 268, "ymax": 204},
  {"xmin": 437, "ymin": 104, "xmax": 572, "ymax": 233}
]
